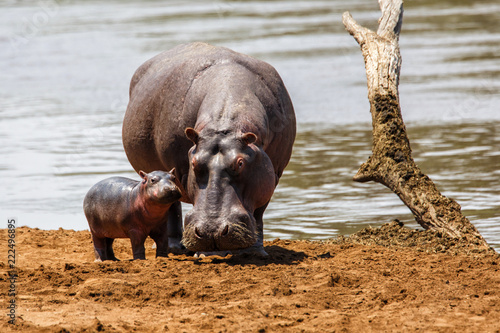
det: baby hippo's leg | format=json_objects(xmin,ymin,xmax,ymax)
[
  {"xmin": 92, "ymin": 235, "xmax": 106, "ymax": 262},
  {"xmin": 149, "ymin": 223, "xmax": 169, "ymax": 258},
  {"xmin": 92, "ymin": 235, "xmax": 118, "ymax": 261},
  {"xmin": 105, "ymin": 238, "xmax": 119, "ymax": 261},
  {"xmin": 150, "ymin": 202, "xmax": 184, "ymax": 257}
]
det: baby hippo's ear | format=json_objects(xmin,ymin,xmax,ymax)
[
  {"xmin": 169, "ymin": 168, "xmax": 176, "ymax": 180},
  {"xmin": 139, "ymin": 170, "xmax": 148, "ymax": 184}
]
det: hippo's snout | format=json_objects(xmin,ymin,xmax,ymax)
[
  {"xmin": 193, "ymin": 223, "xmax": 227, "ymax": 240},
  {"xmin": 182, "ymin": 211, "xmax": 257, "ymax": 252}
]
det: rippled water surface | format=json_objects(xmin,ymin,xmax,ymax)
[{"xmin": 1, "ymin": 0, "xmax": 499, "ymax": 249}]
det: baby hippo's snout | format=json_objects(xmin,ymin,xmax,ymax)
[
  {"xmin": 145, "ymin": 170, "xmax": 182, "ymax": 204},
  {"xmin": 157, "ymin": 182, "xmax": 182, "ymax": 203}
]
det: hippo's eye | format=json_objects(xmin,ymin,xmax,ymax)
[
  {"xmin": 150, "ymin": 177, "xmax": 159, "ymax": 184},
  {"xmin": 230, "ymin": 157, "xmax": 245, "ymax": 175},
  {"xmin": 192, "ymin": 156, "xmax": 208, "ymax": 177},
  {"xmin": 192, "ymin": 157, "xmax": 200, "ymax": 172}
]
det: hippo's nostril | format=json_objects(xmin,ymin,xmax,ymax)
[
  {"xmin": 221, "ymin": 225, "xmax": 229, "ymax": 237},
  {"xmin": 194, "ymin": 227, "xmax": 203, "ymax": 239}
]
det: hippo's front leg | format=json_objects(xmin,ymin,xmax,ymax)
[
  {"xmin": 167, "ymin": 201, "xmax": 183, "ymax": 250},
  {"xmin": 241, "ymin": 202, "xmax": 269, "ymax": 257},
  {"xmin": 128, "ymin": 230, "xmax": 147, "ymax": 260},
  {"xmin": 149, "ymin": 218, "xmax": 170, "ymax": 258}
]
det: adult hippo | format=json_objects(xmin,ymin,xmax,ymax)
[{"xmin": 122, "ymin": 42, "xmax": 296, "ymax": 255}]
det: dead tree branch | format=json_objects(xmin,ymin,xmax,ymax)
[{"xmin": 342, "ymin": 0, "xmax": 489, "ymax": 248}]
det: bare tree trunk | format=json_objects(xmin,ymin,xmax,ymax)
[{"xmin": 342, "ymin": 0, "xmax": 489, "ymax": 248}]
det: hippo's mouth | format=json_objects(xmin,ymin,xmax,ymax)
[{"xmin": 181, "ymin": 222, "xmax": 257, "ymax": 252}]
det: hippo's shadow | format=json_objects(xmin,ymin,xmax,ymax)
[{"xmin": 193, "ymin": 245, "xmax": 307, "ymax": 266}]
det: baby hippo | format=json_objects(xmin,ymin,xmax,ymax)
[{"xmin": 83, "ymin": 169, "xmax": 181, "ymax": 261}]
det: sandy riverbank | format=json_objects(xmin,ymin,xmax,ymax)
[{"xmin": 1, "ymin": 222, "xmax": 499, "ymax": 332}]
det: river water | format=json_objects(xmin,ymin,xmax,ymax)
[{"xmin": 1, "ymin": 0, "xmax": 499, "ymax": 250}]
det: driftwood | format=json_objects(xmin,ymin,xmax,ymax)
[{"xmin": 342, "ymin": 0, "xmax": 489, "ymax": 248}]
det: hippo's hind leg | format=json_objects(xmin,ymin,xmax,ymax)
[
  {"xmin": 92, "ymin": 235, "xmax": 106, "ymax": 262},
  {"xmin": 105, "ymin": 238, "xmax": 119, "ymax": 261},
  {"xmin": 92, "ymin": 235, "xmax": 118, "ymax": 261}
]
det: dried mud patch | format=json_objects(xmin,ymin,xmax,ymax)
[
  {"xmin": 329, "ymin": 220, "xmax": 496, "ymax": 256},
  {"xmin": 1, "ymin": 225, "xmax": 499, "ymax": 332}
]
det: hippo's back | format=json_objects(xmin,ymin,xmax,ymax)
[
  {"xmin": 122, "ymin": 42, "xmax": 296, "ymax": 201},
  {"xmin": 83, "ymin": 177, "xmax": 137, "ymax": 226}
]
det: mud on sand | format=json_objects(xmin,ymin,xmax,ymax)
[{"xmin": 1, "ymin": 222, "xmax": 499, "ymax": 332}]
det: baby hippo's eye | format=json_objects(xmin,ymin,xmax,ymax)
[{"xmin": 150, "ymin": 176, "xmax": 159, "ymax": 184}]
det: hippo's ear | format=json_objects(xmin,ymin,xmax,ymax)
[
  {"xmin": 139, "ymin": 170, "xmax": 147, "ymax": 183},
  {"xmin": 242, "ymin": 132, "xmax": 257, "ymax": 145},
  {"xmin": 185, "ymin": 127, "xmax": 199, "ymax": 144}
]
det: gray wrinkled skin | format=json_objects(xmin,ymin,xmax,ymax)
[{"xmin": 122, "ymin": 42, "xmax": 296, "ymax": 255}]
